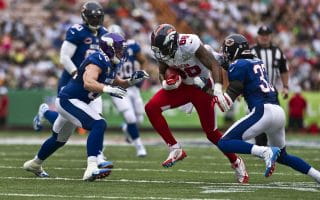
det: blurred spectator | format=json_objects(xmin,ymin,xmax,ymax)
[
  {"xmin": 0, "ymin": 87, "xmax": 8, "ymax": 128},
  {"xmin": 168, "ymin": 0, "xmax": 320, "ymax": 91},
  {"xmin": 288, "ymin": 88, "xmax": 307, "ymax": 132},
  {"xmin": 0, "ymin": 0, "xmax": 320, "ymax": 91},
  {"xmin": 0, "ymin": 0, "xmax": 158, "ymax": 90},
  {"xmin": 306, "ymin": 123, "xmax": 319, "ymax": 135}
]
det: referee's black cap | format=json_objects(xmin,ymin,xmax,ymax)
[{"xmin": 257, "ymin": 25, "xmax": 272, "ymax": 35}]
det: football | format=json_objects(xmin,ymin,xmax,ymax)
[{"xmin": 164, "ymin": 67, "xmax": 181, "ymax": 85}]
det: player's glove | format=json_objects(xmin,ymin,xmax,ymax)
[
  {"xmin": 213, "ymin": 83, "xmax": 232, "ymax": 112},
  {"xmin": 103, "ymin": 85, "xmax": 127, "ymax": 99},
  {"xmin": 128, "ymin": 70, "xmax": 150, "ymax": 86},
  {"xmin": 193, "ymin": 77, "xmax": 208, "ymax": 89}
]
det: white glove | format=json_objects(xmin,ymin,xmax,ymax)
[
  {"xmin": 193, "ymin": 77, "xmax": 207, "ymax": 89},
  {"xmin": 128, "ymin": 70, "xmax": 150, "ymax": 86},
  {"xmin": 162, "ymin": 76, "xmax": 182, "ymax": 90},
  {"xmin": 103, "ymin": 85, "xmax": 127, "ymax": 99},
  {"xmin": 213, "ymin": 83, "xmax": 232, "ymax": 112}
]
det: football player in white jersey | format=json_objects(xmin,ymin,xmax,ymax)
[
  {"xmin": 108, "ymin": 24, "xmax": 147, "ymax": 157},
  {"xmin": 145, "ymin": 24, "xmax": 249, "ymax": 183}
]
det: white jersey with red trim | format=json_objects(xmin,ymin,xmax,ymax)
[{"xmin": 162, "ymin": 34, "xmax": 212, "ymax": 85}]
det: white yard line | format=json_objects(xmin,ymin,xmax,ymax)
[
  {"xmin": 0, "ymin": 137, "xmax": 320, "ymax": 148},
  {"xmin": 0, "ymin": 177, "xmax": 319, "ymax": 194},
  {"xmin": 0, "ymin": 193, "xmax": 228, "ymax": 200},
  {"xmin": 0, "ymin": 165, "xmax": 305, "ymax": 176}
]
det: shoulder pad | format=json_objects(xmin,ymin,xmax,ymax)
[
  {"xmin": 69, "ymin": 24, "xmax": 85, "ymax": 33},
  {"xmin": 179, "ymin": 34, "xmax": 201, "ymax": 55}
]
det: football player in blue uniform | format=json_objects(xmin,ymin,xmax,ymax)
[
  {"xmin": 108, "ymin": 24, "xmax": 148, "ymax": 157},
  {"xmin": 33, "ymin": 1, "xmax": 108, "ymax": 131},
  {"xmin": 23, "ymin": 33, "xmax": 150, "ymax": 181},
  {"xmin": 216, "ymin": 34, "xmax": 320, "ymax": 183}
]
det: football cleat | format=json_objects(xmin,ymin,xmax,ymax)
[
  {"xmin": 231, "ymin": 157, "xmax": 249, "ymax": 183},
  {"xmin": 263, "ymin": 147, "xmax": 281, "ymax": 177},
  {"xmin": 33, "ymin": 103, "xmax": 49, "ymax": 131},
  {"xmin": 83, "ymin": 167, "xmax": 111, "ymax": 181},
  {"xmin": 162, "ymin": 148, "xmax": 187, "ymax": 168},
  {"xmin": 98, "ymin": 160, "xmax": 114, "ymax": 169},
  {"xmin": 136, "ymin": 145, "xmax": 147, "ymax": 157},
  {"xmin": 23, "ymin": 159, "xmax": 49, "ymax": 178}
]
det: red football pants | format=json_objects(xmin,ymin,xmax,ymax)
[{"xmin": 145, "ymin": 83, "xmax": 237, "ymax": 163}]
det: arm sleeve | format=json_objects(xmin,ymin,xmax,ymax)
[
  {"xmin": 60, "ymin": 40, "xmax": 78, "ymax": 75},
  {"xmin": 226, "ymin": 80, "xmax": 244, "ymax": 101}
]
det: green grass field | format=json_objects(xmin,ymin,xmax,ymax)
[{"xmin": 0, "ymin": 131, "xmax": 319, "ymax": 200}]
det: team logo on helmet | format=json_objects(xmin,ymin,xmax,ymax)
[{"xmin": 225, "ymin": 38, "xmax": 235, "ymax": 46}]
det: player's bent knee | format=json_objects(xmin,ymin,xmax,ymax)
[
  {"xmin": 145, "ymin": 101, "xmax": 158, "ymax": 115},
  {"xmin": 92, "ymin": 119, "xmax": 107, "ymax": 131}
]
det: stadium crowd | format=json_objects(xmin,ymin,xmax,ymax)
[{"xmin": 0, "ymin": 0, "xmax": 319, "ymax": 91}]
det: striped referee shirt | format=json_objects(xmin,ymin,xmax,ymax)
[{"xmin": 251, "ymin": 44, "xmax": 288, "ymax": 87}]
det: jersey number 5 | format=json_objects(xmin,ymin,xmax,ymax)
[{"xmin": 253, "ymin": 64, "xmax": 275, "ymax": 93}]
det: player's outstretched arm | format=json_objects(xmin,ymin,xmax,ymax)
[
  {"xmin": 113, "ymin": 70, "xmax": 149, "ymax": 89},
  {"xmin": 216, "ymin": 80, "xmax": 244, "ymax": 112},
  {"xmin": 83, "ymin": 64, "xmax": 126, "ymax": 98}
]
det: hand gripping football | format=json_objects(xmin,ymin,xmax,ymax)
[
  {"xmin": 165, "ymin": 68, "xmax": 181, "ymax": 85},
  {"xmin": 162, "ymin": 67, "xmax": 182, "ymax": 90}
]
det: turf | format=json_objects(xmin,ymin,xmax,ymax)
[{"xmin": 0, "ymin": 132, "xmax": 319, "ymax": 200}]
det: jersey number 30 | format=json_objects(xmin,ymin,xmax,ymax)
[{"xmin": 253, "ymin": 64, "xmax": 275, "ymax": 93}]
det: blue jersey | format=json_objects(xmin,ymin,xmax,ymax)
[
  {"xmin": 65, "ymin": 24, "xmax": 108, "ymax": 68},
  {"xmin": 117, "ymin": 39, "xmax": 141, "ymax": 79},
  {"xmin": 58, "ymin": 51, "xmax": 120, "ymax": 103},
  {"xmin": 58, "ymin": 24, "xmax": 108, "ymax": 92},
  {"xmin": 228, "ymin": 58, "xmax": 278, "ymax": 111}
]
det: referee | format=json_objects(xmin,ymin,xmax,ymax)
[{"xmin": 251, "ymin": 25, "xmax": 289, "ymax": 146}]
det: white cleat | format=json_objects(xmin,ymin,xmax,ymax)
[
  {"xmin": 231, "ymin": 157, "xmax": 249, "ymax": 183},
  {"xmin": 23, "ymin": 159, "xmax": 49, "ymax": 177},
  {"xmin": 262, "ymin": 147, "xmax": 281, "ymax": 177},
  {"xmin": 162, "ymin": 148, "xmax": 187, "ymax": 168},
  {"xmin": 33, "ymin": 103, "xmax": 49, "ymax": 131},
  {"xmin": 82, "ymin": 166, "xmax": 111, "ymax": 182},
  {"xmin": 136, "ymin": 145, "xmax": 147, "ymax": 157}
]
